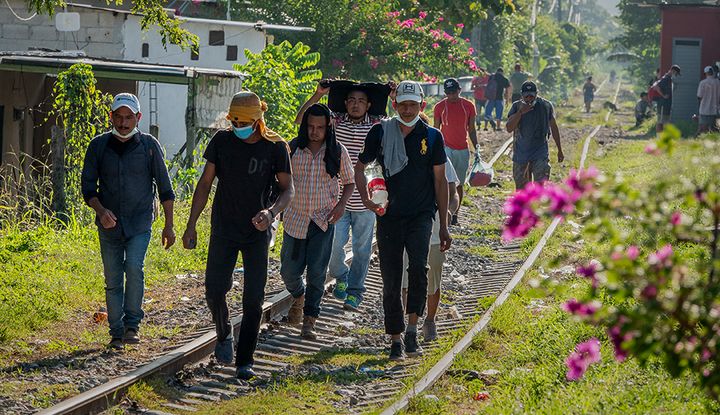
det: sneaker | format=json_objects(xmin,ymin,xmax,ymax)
[
  {"xmin": 235, "ymin": 364, "xmax": 256, "ymax": 380},
  {"xmin": 389, "ymin": 340, "xmax": 405, "ymax": 361},
  {"xmin": 422, "ymin": 320, "xmax": 438, "ymax": 342},
  {"xmin": 287, "ymin": 294, "xmax": 304, "ymax": 325},
  {"xmin": 343, "ymin": 295, "xmax": 361, "ymax": 312},
  {"xmin": 301, "ymin": 316, "xmax": 317, "ymax": 340},
  {"xmin": 404, "ymin": 331, "xmax": 423, "ymax": 357},
  {"xmin": 451, "ymin": 214, "xmax": 459, "ymax": 226},
  {"xmin": 108, "ymin": 337, "xmax": 124, "ymax": 350},
  {"xmin": 215, "ymin": 335, "xmax": 234, "ymax": 365},
  {"xmin": 333, "ymin": 281, "xmax": 348, "ymax": 301},
  {"xmin": 123, "ymin": 328, "xmax": 140, "ymax": 344},
  {"xmin": 483, "ymin": 126, "xmax": 488, "ymax": 131}
]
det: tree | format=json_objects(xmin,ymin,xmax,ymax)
[{"xmin": 234, "ymin": 41, "xmax": 321, "ymax": 140}]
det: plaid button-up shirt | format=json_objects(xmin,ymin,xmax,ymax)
[{"xmin": 283, "ymin": 143, "xmax": 355, "ymax": 239}]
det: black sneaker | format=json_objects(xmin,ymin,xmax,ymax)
[
  {"xmin": 404, "ymin": 331, "xmax": 423, "ymax": 357},
  {"xmin": 451, "ymin": 214, "xmax": 459, "ymax": 226},
  {"xmin": 108, "ymin": 337, "xmax": 123, "ymax": 350},
  {"xmin": 236, "ymin": 364, "xmax": 256, "ymax": 380},
  {"xmin": 389, "ymin": 340, "xmax": 405, "ymax": 361}
]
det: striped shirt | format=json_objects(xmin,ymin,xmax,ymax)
[
  {"xmin": 283, "ymin": 142, "xmax": 355, "ymax": 239},
  {"xmin": 333, "ymin": 113, "xmax": 380, "ymax": 211}
]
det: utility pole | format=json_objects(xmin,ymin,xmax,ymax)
[{"xmin": 557, "ymin": 0, "xmax": 562, "ymax": 22}]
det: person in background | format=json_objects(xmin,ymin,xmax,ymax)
[
  {"xmin": 433, "ymin": 78, "xmax": 478, "ymax": 225},
  {"xmin": 583, "ymin": 76, "xmax": 597, "ymax": 113},
  {"xmin": 510, "ymin": 62, "xmax": 531, "ymax": 103},
  {"xmin": 281, "ymin": 103, "xmax": 355, "ymax": 340},
  {"xmin": 81, "ymin": 93, "xmax": 175, "ymax": 350},
  {"xmin": 484, "ymin": 68, "xmax": 511, "ymax": 131},
  {"xmin": 471, "ymin": 68, "xmax": 490, "ymax": 128},
  {"xmin": 634, "ymin": 92, "xmax": 653, "ymax": 128},
  {"xmin": 506, "ymin": 81, "xmax": 564, "ymax": 189},
  {"xmin": 652, "ymin": 65, "xmax": 681, "ymax": 134},
  {"xmin": 355, "ymin": 80, "xmax": 451, "ymax": 361},
  {"xmin": 696, "ymin": 66, "xmax": 720, "ymax": 134},
  {"xmin": 182, "ymin": 91, "xmax": 294, "ymax": 380}
]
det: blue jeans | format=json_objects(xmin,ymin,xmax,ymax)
[
  {"xmin": 98, "ymin": 230, "xmax": 152, "ymax": 338},
  {"xmin": 485, "ymin": 99, "xmax": 504, "ymax": 121},
  {"xmin": 328, "ymin": 210, "xmax": 376, "ymax": 302},
  {"xmin": 280, "ymin": 222, "xmax": 334, "ymax": 318}
]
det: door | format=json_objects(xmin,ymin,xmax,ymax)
[{"xmin": 671, "ymin": 38, "xmax": 702, "ymax": 122}]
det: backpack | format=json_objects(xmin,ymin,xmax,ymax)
[
  {"xmin": 647, "ymin": 80, "xmax": 662, "ymax": 101},
  {"xmin": 485, "ymin": 75, "xmax": 498, "ymax": 100}
]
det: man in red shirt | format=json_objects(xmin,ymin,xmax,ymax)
[
  {"xmin": 433, "ymin": 78, "xmax": 478, "ymax": 224},
  {"xmin": 471, "ymin": 69, "xmax": 492, "ymax": 129}
]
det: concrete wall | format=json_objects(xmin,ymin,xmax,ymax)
[
  {"xmin": 0, "ymin": 1, "xmax": 126, "ymax": 58},
  {"xmin": 0, "ymin": 72, "xmax": 47, "ymax": 168}
]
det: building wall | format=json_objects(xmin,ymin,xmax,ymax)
[
  {"xmin": 0, "ymin": 72, "xmax": 47, "ymax": 168},
  {"xmin": 0, "ymin": 1, "xmax": 126, "ymax": 59},
  {"xmin": 660, "ymin": 7, "xmax": 720, "ymax": 73},
  {"xmin": 123, "ymin": 16, "xmax": 264, "ymax": 154}
]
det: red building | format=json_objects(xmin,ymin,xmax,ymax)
[{"xmin": 659, "ymin": 4, "xmax": 720, "ymax": 121}]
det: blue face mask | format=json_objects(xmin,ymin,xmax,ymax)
[{"xmin": 233, "ymin": 125, "xmax": 254, "ymax": 140}]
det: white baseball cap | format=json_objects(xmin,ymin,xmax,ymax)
[
  {"xmin": 396, "ymin": 80, "xmax": 424, "ymax": 103},
  {"xmin": 704, "ymin": 66, "xmax": 714, "ymax": 74},
  {"xmin": 111, "ymin": 93, "xmax": 140, "ymax": 113}
]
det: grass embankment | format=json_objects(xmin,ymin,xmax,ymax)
[
  {"xmin": 404, "ymin": 133, "xmax": 720, "ymax": 414},
  {"xmin": 0, "ymin": 202, "xmax": 225, "ymax": 363}
]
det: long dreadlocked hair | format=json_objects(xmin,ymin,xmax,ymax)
[{"xmin": 292, "ymin": 103, "xmax": 341, "ymax": 177}]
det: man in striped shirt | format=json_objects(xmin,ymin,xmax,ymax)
[
  {"xmin": 295, "ymin": 82, "xmax": 383, "ymax": 311},
  {"xmin": 282, "ymin": 104, "xmax": 355, "ymax": 339}
]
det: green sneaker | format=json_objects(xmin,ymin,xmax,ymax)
[
  {"xmin": 333, "ymin": 281, "xmax": 348, "ymax": 300},
  {"xmin": 343, "ymin": 295, "xmax": 361, "ymax": 311}
]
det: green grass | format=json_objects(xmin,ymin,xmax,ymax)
[
  {"xmin": 0, "ymin": 201, "xmax": 212, "ymax": 345},
  {"xmin": 409, "ymin": 131, "xmax": 720, "ymax": 414}
]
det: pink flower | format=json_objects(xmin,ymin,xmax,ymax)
[
  {"xmin": 670, "ymin": 211, "xmax": 681, "ymax": 226},
  {"xmin": 566, "ymin": 338, "xmax": 601, "ymax": 381},
  {"xmin": 577, "ymin": 263, "xmax": 598, "ymax": 288},
  {"xmin": 398, "ymin": 19, "xmax": 415, "ymax": 28},
  {"xmin": 644, "ymin": 143, "xmax": 661, "ymax": 155},
  {"xmin": 502, "ymin": 182, "xmax": 545, "ymax": 240},
  {"xmin": 465, "ymin": 38, "xmax": 470, "ymax": 42},
  {"xmin": 562, "ymin": 298, "xmax": 598, "ymax": 316},
  {"xmin": 432, "ymin": 43, "xmax": 440, "ymax": 49},
  {"xmin": 695, "ymin": 189, "xmax": 706, "ymax": 202},
  {"xmin": 419, "ymin": 11, "xmax": 427, "ymax": 19},
  {"xmin": 438, "ymin": 17, "xmax": 444, "ymax": 21},
  {"xmin": 608, "ymin": 321, "xmax": 632, "ymax": 362},
  {"xmin": 545, "ymin": 184, "xmax": 575, "ymax": 215},
  {"xmin": 565, "ymin": 166, "xmax": 598, "ymax": 197},
  {"xmin": 648, "ymin": 244, "xmax": 673, "ymax": 268},
  {"xmin": 456, "ymin": 23, "xmax": 465, "ymax": 28},
  {"xmin": 429, "ymin": 29, "xmax": 441, "ymax": 39},
  {"xmin": 468, "ymin": 47, "xmax": 475, "ymax": 54},
  {"xmin": 443, "ymin": 32, "xmax": 453, "ymax": 41},
  {"xmin": 386, "ymin": 11, "xmax": 401, "ymax": 18},
  {"xmin": 640, "ymin": 284, "xmax": 657, "ymax": 299},
  {"xmin": 626, "ymin": 245, "xmax": 640, "ymax": 260},
  {"xmin": 468, "ymin": 60, "xmax": 478, "ymax": 71},
  {"xmin": 369, "ymin": 58, "xmax": 379, "ymax": 69},
  {"xmin": 702, "ymin": 348, "xmax": 713, "ymax": 361}
]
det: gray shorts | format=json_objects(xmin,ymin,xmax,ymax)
[
  {"xmin": 402, "ymin": 244, "xmax": 444, "ymax": 294},
  {"xmin": 513, "ymin": 159, "xmax": 551, "ymax": 190},
  {"xmin": 445, "ymin": 147, "xmax": 470, "ymax": 185},
  {"xmin": 699, "ymin": 115, "xmax": 718, "ymax": 127}
]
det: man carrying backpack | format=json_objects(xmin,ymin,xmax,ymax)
[
  {"xmin": 652, "ymin": 65, "xmax": 681, "ymax": 134},
  {"xmin": 81, "ymin": 93, "xmax": 176, "ymax": 350},
  {"xmin": 506, "ymin": 81, "xmax": 564, "ymax": 189},
  {"xmin": 484, "ymin": 68, "xmax": 511, "ymax": 131}
]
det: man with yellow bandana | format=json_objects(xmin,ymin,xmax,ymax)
[{"xmin": 182, "ymin": 91, "xmax": 294, "ymax": 380}]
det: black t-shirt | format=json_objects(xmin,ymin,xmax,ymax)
[
  {"xmin": 203, "ymin": 130, "xmax": 291, "ymax": 243},
  {"xmin": 493, "ymin": 73, "xmax": 510, "ymax": 100},
  {"xmin": 358, "ymin": 121, "xmax": 446, "ymax": 218},
  {"xmin": 658, "ymin": 74, "xmax": 672, "ymax": 100},
  {"xmin": 107, "ymin": 135, "xmax": 135, "ymax": 156}
]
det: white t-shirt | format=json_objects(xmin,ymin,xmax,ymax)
[
  {"xmin": 431, "ymin": 159, "xmax": 459, "ymax": 245},
  {"xmin": 697, "ymin": 77, "xmax": 720, "ymax": 116}
]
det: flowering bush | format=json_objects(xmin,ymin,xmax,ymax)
[{"xmin": 504, "ymin": 126, "xmax": 720, "ymax": 398}]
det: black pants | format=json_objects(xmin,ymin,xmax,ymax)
[
  {"xmin": 205, "ymin": 233, "xmax": 269, "ymax": 367},
  {"xmin": 377, "ymin": 214, "xmax": 433, "ymax": 335}
]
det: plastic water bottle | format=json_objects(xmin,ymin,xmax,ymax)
[{"xmin": 365, "ymin": 162, "xmax": 388, "ymax": 214}]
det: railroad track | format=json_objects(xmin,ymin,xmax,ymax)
[{"xmin": 37, "ymin": 84, "xmax": 622, "ymax": 414}]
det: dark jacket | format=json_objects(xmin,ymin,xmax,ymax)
[{"xmin": 81, "ymin": 131, "xmax": 175, "ymax": 238}]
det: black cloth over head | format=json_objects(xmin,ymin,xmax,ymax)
[{"xmin": 326, "ymin": 80, "xmax": 391, "ymax": 117}]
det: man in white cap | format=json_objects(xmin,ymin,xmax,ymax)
[
  {"xmin": 81, "ymin": 93, "xmax": 176, "ymax": 349},
  {"xmin": 355, "ymin": 80, "xmax": 451, "ymax": 360},
  {"xmin": 697, "ymin": 66, "xmax": 720, "ymax": 134}
]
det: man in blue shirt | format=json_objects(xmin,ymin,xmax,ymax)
[
  {"xmin": 81, "ymin": 93, "xmax": 176, "ymax": 349},
  {"xmin": 506, "ymin": 81, "xmax": 564, "ymax": 189}
]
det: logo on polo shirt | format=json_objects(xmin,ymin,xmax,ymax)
[{"xmin": 420, "ymin": 138, "xmax": 428, "ymax": 155}]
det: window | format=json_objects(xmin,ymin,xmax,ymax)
[
  {"xmin": 141, "ymin": 43, "xmax": 149, "ymax": 58},
  {"xmin": 209, "ymin": 30, "xmax": 225, "ymax": 46},
  {"xmin": 226, "ymin": 45, "xmax": 238, "ymax": 61},
  {"xmin": 190, "ymin": 48, "xmax": 199, "ymax": 61}
]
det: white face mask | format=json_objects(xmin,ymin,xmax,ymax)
[
  {"xmin": 396, "ymin": 115, "xmax": 420, "ymax": 127},
  {"xmin": 112, "ymin": 127, "xmax": 138, "ymax": 139}
]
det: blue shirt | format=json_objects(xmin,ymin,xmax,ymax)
[
  {"xmin": 81, "ymin": 131, "xmax": 175, "ymax": 238},
  {"xmin": 507, "ymin": 97, "xmax": 555, "ymax": 164}
]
